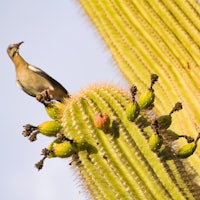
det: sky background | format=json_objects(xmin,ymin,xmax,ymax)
[{"xmin": 1, "ymin": 1, "xmax": 128, "ymax": 200}]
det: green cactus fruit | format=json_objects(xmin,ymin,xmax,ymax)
[
  {"xmin": 138, "ymin": 90, "xmax": 155, "ymax": 109},
  {"xmin": 38, "ymin": 121, "xmax": 62, "ymax": 137},
  {"xmin": 157, "ymin": 115, "xmax": 172, "ymax": 130},
  {"xmin": 94, "ymin": 113, "xmax": 110, "ymax": 131},
  {"xmin": 45, "ymin": 103, "xmax": 64, "ymax": 120},
  {"xmin": 138, "ymin": 74, "xmax": 158, "ymax": 109},
  {"xmin": 149, "ymin": 134, "xmax": 163, "ymax": 152},
  {"xmin": 177, "ymin": 142, "xmax": 197, "ymax": 158},
  {"xmin": 48, "ymin": 140, "xmax": 74, "ymax": 158},
  {"xmin": 126, "ymin": 102, "xmax": 140, "ymax": 121},
  {"xmin": 154, "ymin": 102, "xmax": 182, "ymax": 130},
  {"xmin": 177, "ymin": 133, "xmax": 200, "ymax": 158}
]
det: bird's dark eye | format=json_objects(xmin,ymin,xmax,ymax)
[
  {"xmin": 11, "ymin": 52, "xmax": 14, "ymax": 57},
  {"xmin": 11, "ymin": 51, "xmax": 17, "ymax": 57}
]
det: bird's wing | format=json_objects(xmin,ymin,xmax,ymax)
[
  {"xmin": 28, "ymin": 65, "xmax": 69, "ymax": 93},
  {"xmin": 28, "ymin": 65, "xmax": 53, "ymax": 79}
]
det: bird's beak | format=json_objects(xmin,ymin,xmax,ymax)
[{"xmin": 14, "ymin": 41, "xmax": 24, "ymax": 49}]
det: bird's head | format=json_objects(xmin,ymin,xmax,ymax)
[{"xmin": 7, "ymin": 41, "xmax": 24, "ymax": 58}]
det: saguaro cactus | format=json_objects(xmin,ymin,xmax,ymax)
[
  {"xmin": 22, "ymin": 0, "xmax": 200, "ymax": 199},
  {"xmin": 26, "ymin": 79, "xmax": 200, "ymax": 199},
  {"xmin": 58, "ymin": 83, "xmax": 200, "ymax": 200}
]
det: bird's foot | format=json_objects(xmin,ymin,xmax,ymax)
[{"xmin": 36, "ymin": 89, "xmax": 53, "ymax": 106}]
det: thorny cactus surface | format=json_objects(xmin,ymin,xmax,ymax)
[{"xmin": 21, "ymin": 0, "xmax": 200, "ymax": 199}]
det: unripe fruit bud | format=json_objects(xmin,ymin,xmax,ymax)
[
  {"xmin": 157, "ymin": 115, "xmax": 172, "ymax": 130},
  {"xmin": 48, "ymin": 140, "xmax": 74, "ymax": 158},
  {"xmin": 138, "ymin": 74, "xmax": 158, "ymax": 109},
  {"xmin": 126, "ymin": 102, "xmax": 140, "ymax": 121},
  {"xmin": 45, "ymin": 103, "xmax": 64, "ymax": 120},
  {"xmin": 138, "ymin": 90, "xmax": 155, "ymax": 109},
  {"xmin": 38, "ymin": 121, "xmax": 62, "ymax": 137},
  {"xmin": 155, "ymin": 102, "xmax": 182, "ymax": 130},
  {"xmin": 149, "ymin": 134, "xmax": 163, "ymax": 152},
  {"xmin": 94, "ymin": 113, "xmax": 110, "ymax": 131},
  {"xmin": 177, "ymin": 142, "xmax": 197, "ymax": 158}
]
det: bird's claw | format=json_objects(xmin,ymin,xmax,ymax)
[{"xmin": 36, "ymin": 89, "xmax": 53, "ymax": 106}]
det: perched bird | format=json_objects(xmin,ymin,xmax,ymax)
[{"xmin": 7, "ymin": 41, "xmax": 70, "ymax": 103}]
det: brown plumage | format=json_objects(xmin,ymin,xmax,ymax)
[{"xmin": 7, "ymin": 41, "xmax": 70, "ymax": 102}]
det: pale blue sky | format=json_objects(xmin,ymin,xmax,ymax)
[{"xmin": 1, "ymin": 1, "xmax": 127, "ymax": 200}]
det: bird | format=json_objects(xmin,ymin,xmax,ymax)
[{"xmin": 7, "ymin": 41, "xmax": 70, "ymax": 104}]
